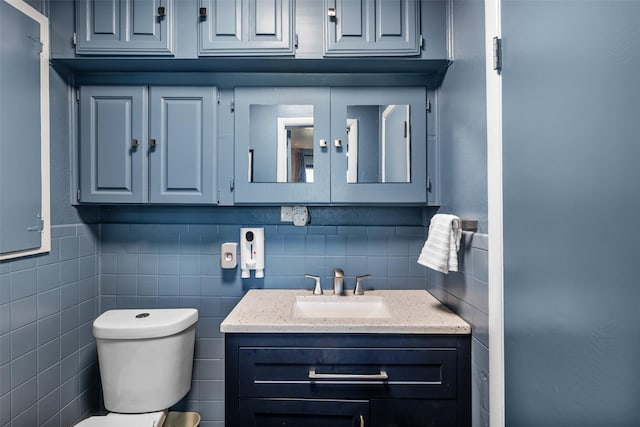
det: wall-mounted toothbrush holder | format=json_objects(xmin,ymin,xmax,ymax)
[{"xmin": 240, "ymin": 227, "xmax": 264, "ymax": 278}]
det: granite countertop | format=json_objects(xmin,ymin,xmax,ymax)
[{"xmin": 220, "ymin": 289, "xmax": 471, "ymax": 334}]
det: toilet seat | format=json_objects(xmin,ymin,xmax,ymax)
[{"xmin": 74, "ymin": 411, "xmax": 166, "ymax": 427}]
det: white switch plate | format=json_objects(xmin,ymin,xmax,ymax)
[{"xmin": 281, "ymin": 206, "xmax": 293, "ymax": 222}]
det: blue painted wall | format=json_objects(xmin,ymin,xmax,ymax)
[
  {"xmin": 502, "ymin": 1, "xmax": 640, "ymax": 425},
  {"xmin": 428, "ymin": 1, "xmax": 489, "ymax": 426}
]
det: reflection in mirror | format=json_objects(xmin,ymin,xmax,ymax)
[
  {"xmin": 346, "ymin": 104, "xmax": 410, "ymax": 184},
  {"xmin": 249, "ymin": 105, "xmax": 314, "ymax": 183},
  {"xmin": 278, "ymin": 118, "xmax": 314, "ymax": 183}
]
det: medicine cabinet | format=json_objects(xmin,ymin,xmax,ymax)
[{"xmin": 234, "ymin": 87, "xmax": 426, "ymax": 204}]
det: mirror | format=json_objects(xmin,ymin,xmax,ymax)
[
  {"xmin": 249, "ymin": 104, "xmax": 314, "ymax": 183},
  {"xmin": 346, "ymin": 104, "xmax": 411, "ymax": 183}
]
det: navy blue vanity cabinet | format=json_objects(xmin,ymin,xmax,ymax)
[
  {"xmin": 225, "ymin": 334, "xmax": 471, "ymax": 427},
  {"xmin": 233, "ymin": 87, "xmax": 427, "ymax": 205},
  {"xmin": 78, "ymin": 86, "xmax": 217, "ymax": 204},
  {"xmin": 75, "ymin": 0, "xmax": 174, "ymax": 55},
  {"xmin": 324, "ymin": 0, "xmax": 421, "ymax": 57},
  {"xmin": 198, "ymin": 0, "xmax": 295, "ymax": 56}
]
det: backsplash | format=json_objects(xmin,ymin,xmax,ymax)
[
  {"xmin": 98, "ymin": 223, "xmax": 428, "ymax": 427},
  {"xmin": 427, "ymin": 231, "xmax": 489, "ymax": 427},
  {"xmin": 0, "ymin": 224, "xmax": 99, "ymax": 427}
]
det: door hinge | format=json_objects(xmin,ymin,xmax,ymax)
[
  {"xmin": 77, "ymin": 189, "xmax": 81, "ymax": 201},
  {"xmin": 229, "ymin": 177, "xmax": 235, "ymax": 192},
  {"xmin": 27, "ymin": 215, "xmax": 44, "ymax": 233},
  {"xmin": 217, "ymin": 92, "xmax": 220, "ymax": 104},
  {"xmin": 230, "ymin": 99, "xmax": 235, "ymax": 113},
  {"xmin": 72, "ymin": 32, "xmax": 77, "ymax": 47},
  {"xmin": 493, "ymin": 36, "xmax": 502, "ymax": 72},
  {"xmin": 426, "ymin": 97, "xmax": 431, "ymax": 113},
  {"xmin": 419, "ymin": 34, "xmax": 424, "ymax": 49},
  {"xmin": 295, "ymin": 33, "xmax": 299, "ymax": 49},
  {"xmin": 427, "ymin": 176, "xmax": 432, "ymax": 193},
  {"xmin": 75, "ymin": 89, "xmax": 80, "ymax": 103}
]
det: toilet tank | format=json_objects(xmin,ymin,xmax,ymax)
[{"xmin": 93, "ymin": 308, "xmax": 198, "ymax": 413}]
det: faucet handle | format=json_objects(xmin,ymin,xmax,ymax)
[
  {"xmin": 354, "ymin": 274, "xmax": 371, "ymax": 295},
  {"xmin": 305, "ymin": 274, "xmax": 322, "ymax": 295}
]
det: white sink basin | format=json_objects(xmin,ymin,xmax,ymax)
[{"xmin": 292, "ymin": 295, "xmax": 392, "ymax": 319}]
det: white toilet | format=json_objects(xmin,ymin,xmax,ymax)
[{"xmin": 75, "ymin": 308, "xmax": 199, "ymax": 427}]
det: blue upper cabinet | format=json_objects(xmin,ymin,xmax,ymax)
[
  {"xmin": 324, "ymin": 0, "xmax": 421, "ymax": 57},
  {"xmin": 233, "ymin": 87, "xmax": 426, "ymax": 205},
  {"xmin": 149, "ymin": 87, "xmax": 217, "ymax": 203},
  {"xmin": 79, "ymin": 86, "xmax": 149, "ymax": 203},
  {"xmin": 75, "ymin": 0, "xmax": 175, "ymax": 55},
  {"xmin": 78, "ymin": 86, "xmax": 217, "ymax": 204},
  {"xmin": 330, "ymin": 87, "xmax": 426, "ymax": 204},
  {"xmin": 198, "ymin": 0, "xmax": 295, "ymax": 56},
  {"xmin": 234, "ymin": 87, "xmax": 331, "ymax": 204}
]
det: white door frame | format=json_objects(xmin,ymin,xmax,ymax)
[{"xmin": 484, "ymin": 0, "xmax": 505, "ymax": 425}]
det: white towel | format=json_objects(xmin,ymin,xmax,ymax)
[{"xmin": 417, "ymin": 214, "xmax": 462, "ymax": 274}]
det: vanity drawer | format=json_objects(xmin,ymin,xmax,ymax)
[{"xmin": 238, "ymin": 347, "xmax": 458, "ymax": 399}]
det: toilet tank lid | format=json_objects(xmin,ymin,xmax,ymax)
[{"xmin": 93, "ymin": 309, "xmax": 198, "ymax": 340}]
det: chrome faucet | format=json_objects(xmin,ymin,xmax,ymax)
[{"xmin": 333, "ymin": 268, "xmax": 344, "ymax": 295}]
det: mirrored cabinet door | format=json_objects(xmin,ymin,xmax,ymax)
[
  {"xmin": 330, "ymin": 87, "xmax": 427, "ymax": 203},
  {"xmin": 234, "ymin": 88, "xmax": 331, "ymax": 203}
]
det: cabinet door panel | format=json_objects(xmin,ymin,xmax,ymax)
[
  {"xmin": 0, "ymin": 1, "xmax": 42, "ymax": 254},
  {"xmin": 79, "ymin": 86, "xmax": 148, "ymax": 203},
  {"xmin": 240, "ymin": 399, "xmax": 368, "ymax": 427},
  {"xmin": 149, "ymin": 87, "xmax": 217, "ymax": 204},
  {"xmin": 234, "ymin": 88, "xmax": 331, "ymax": 204},
  {"xmin": 76, "ymin": 0, "xmax": 174, "ymax": 55},
  {"xmin": 330, "ymin": 87, "xmax": 426, "ymax": 203},
  {"xmin": 199, "ymin": 0, "xmax": 294, "ymax": 55},
  {"xmin": 370, "ymin": 399, "xmax": 458, "ymax": 427},
  {"xmin": 324, "ymin": 0, "xmax": 420, "ymax": 56}
]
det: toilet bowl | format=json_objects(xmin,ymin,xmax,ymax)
[{"xmin": 74, "ymin": 309, "xmax": 198, "ymax": 427}]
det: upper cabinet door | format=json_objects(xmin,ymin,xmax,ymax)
[
  {"xmin": 324, "ymin": 0, "xmax": 421, "ymax": 56},
  {"xmin": 79, "ymin": 86, "xmax": 148, "ymax": 203},
  {"xmin": 76, "ymin": 0, "xmax": 174, "ymax": 55},
  {"xmin": 199, "ymin": 0, "xmax": 295, "ymax": 55},
  {"xmin": 234, "ymin": 88, "xmax": 331, "ymax": 204},
  {"xmin": 149, "ymin": 87, "xmax": 217, "ymax": 204},
  {"xmin": 329, "ymin": 87, "xmax": 427, "ymax": 203}
]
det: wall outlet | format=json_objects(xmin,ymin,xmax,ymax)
[{"xmin": 281, "ymin": 206, "xmax": 308, "ymax": 226}]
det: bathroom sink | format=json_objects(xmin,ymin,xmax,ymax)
[{"xmin": 292, "ymin": 295, "xmax": 392, "ymax": 319}]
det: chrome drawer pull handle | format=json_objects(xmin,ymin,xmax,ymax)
[{"xmin": 308, "ymin": 370, "xmax": 388, "ymax": 380}]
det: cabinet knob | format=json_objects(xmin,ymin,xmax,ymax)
[
  {"xmin": 334, "ymin": 139, "xmax": 342, "ymax": 148},
  {"xmin": 319, "ymin": 139, "xmax": 328, "ymax": 148},
  {"xmin": 150, "ymin": 139, "xmax": 157, "ymax": 149},
  {"xmin": 131, "ymin": 139, "xmax": 139, "ymax": 148},
  {"xmin": 199, "ymin": 7, "xmax": 208, "ymax": 18},
  {"xmin": 327, "ymin": 7, "xmax": 336, "ymax": 17},
  {"xmin": 157, "ymin": 6, "xmax": 166, "ymax": 17}
]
